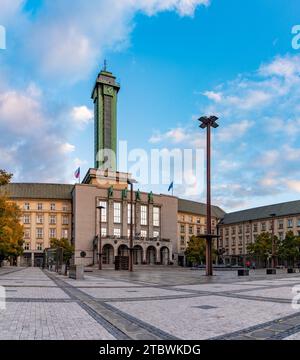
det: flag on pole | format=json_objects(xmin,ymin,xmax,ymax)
[
  {"xmin": 74, "ymin": 167, "xmax": 80, "ymax": 180},
  {"xmin": 168, "ymin": 181, "xmax": 174, "ymax": 195}
]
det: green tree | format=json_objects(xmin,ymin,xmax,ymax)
[
  {"xmin": 247, "ymin": 232, "xmax": 278, "ymax": 267},
  {"xmin": 185, "ymin": 236, "xmax": 218, "ymax": 265},
  {"xmin": 278, "ymin": 231, "xmax": 300, "ymax": 266},
  {"xmin": 0, "ymin": 170, "xmax": 24, "ymax": 265},
  {"xmin": 50, "ymin": 238, "xmax": 74, "ymax": 264},
  {"xmin": 185, "ymin": 236, "xmax": 206, "ymax": 265}
]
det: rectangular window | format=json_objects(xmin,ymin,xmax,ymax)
[
  {"xmin": 261, "ymin": 222, "xmax": 266, "ymax": 231},
  {"xmin": 288, "ymin": 219, "xmax": 293, "ymax": 228},
  {"xmin": 36, "ymin": 215, "xmax": 43, "ymax": 224},
  {"xmin": 49, "ymin": 215, "xmax": 56, "ymax": 225},
  {"xmin": 253, "ymin": 223, "xmax": 258, "ymax": 232},
  {"xmin": 153, "ymin": 207, "xmax": 160, "ymax": 227},
  {"xmin": 278, "ymin": 232, "xmax": 284, "ymax": 240},
  {"xmin": 61, "ymin": 229, "xmax": 68, "ymax": 238},
  {"xmin": 225, "ymin": 238, "xmax": 229, "ymax": 247},
  {"xmin": 141, "ymin": 230, "xmax": 147, "ymax": 239},
  {"xmin": 113, "ymin": 228, "xmax": 121, "ymax": 238},
  {"xmin": 36, "ymin": 243, "xmax": 43, "ymax": 251},
  {"xmin": 278, "ymin": 220, "xmax": 284, "ymax": 229},
  {"xmin": 238, "ymin": 225, "xmax": 242, "ymax": 234},
  {"xmin": 141, "ymin": 205, "xmax": 147, "ymax": 226},
  {"xmin": 153, "ymin": 230, "xmax": 159, "ymax": 238},
  {"xmin": 127, "ymin": 203, "xmax": 135, "ymax": 224},
  {"xmin": 37, "ymin": 203, "xmax": 43, "ymax": 211},
  {"xmin": 23, "ymin": 214, "xmax": 30, "ymax": 224},
  {"xmin": 24, "ymin": 229, "xmax": 30, "ymax": 239},
  {"xmin": 101, "ymin": 227, "xmax": 107, "ymax": 237},
  {"xmin": 232, "ymin": 237, "xmax": 236, "ymax": 246},
  {"xmin": 245, "ymin": 225, "xmax": 250, "ymax": 233},
  {"xmin": 99, "ymin": 201, "xmax": 107, "ymax": 222},
  {"xmin": 62, "ymin": 204, "xmax": 68, "ymax": 212},
  {"xmin": 197, "ymin": 226, "xmax": 201, "ymax": 236},
  {"xmin": 114, "ymin": 202, "xmax": 121, "ymax": 223},
  {"xmin": 231, "ymin": 227, "xmax": 236, "ymax": 235},
  {"xmin": 24, "ymin": 243, "xmax": 30, "ymax": 250},
  {"xmin": 36, "ymin": 228, "xmax": 43, "ymax": 239},
  {"xmin": 62, "ymin": 215, "xmax": 69, "ymax": 225},
  {"xmin": 225, "ymin": 228, "xmax": 229, "ymax": 236},
  {"xmin": 49, "ymin": 228, "xmax": 56, "ymax": 239},
  {"xmin": 181, "ymin": 215, "xmax": 185, "ymax": 221},
  {"xmin": 189, "ymin": 225, "xmax": 193, "ymax": 235},
  {"xmin": 297, "ymin": 218, "xmax": 300, "ymax": 227},
  {"xmin": 24, "ymin": 202, "xmax": 30, "ymax": 210},
  {"xmin": 180, "ymin": 235, "xmax": 185, "ymax": 245},
  {"xmin": 180, "ymin": 224, "xmax": 185, "ymax": 233},
  {"xmin": 50, "ymin": 203, "xmax": 56, "ymax": 211},
  {"xmin": 189, "ymin": 216, "xmax": 193, "ymax": 223}
]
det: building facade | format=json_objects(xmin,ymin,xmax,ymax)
[
  {"xmin": 0, "ymin": 183, "xmax": 73, "ymax": 267},
  {"xmin": 72, "ymin": 182, "xmax": 177, "ymax": 266},
  {"xmin": 219, "ymin": 200, "xmax": 300, "ymax": 265},
  {"xmin": 177, "ymin": 199, "xmax": 225, "ymax": 265}
]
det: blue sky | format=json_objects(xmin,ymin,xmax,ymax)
[{"xmin": 1, "ymin": 0, "xmax": 300, "ymax": 211}]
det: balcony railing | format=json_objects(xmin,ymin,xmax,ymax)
[{"xmin": 100, "ymin": 235, "xmax": 170, "ymax": 242}]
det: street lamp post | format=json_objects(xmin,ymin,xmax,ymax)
[
  {"xmin": 96, "ymin": 205, "xmax": 104, "ymax": 270},
  {"xmin": 198, "ymin": 115, "xmax": 219, "ymax": 276},
  {"xmin": 270, "ymin": 213, "xmax": 276, "ymax": 269}
]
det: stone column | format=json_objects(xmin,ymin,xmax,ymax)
[
  {"xmin": 135, "ymin": 202, "xmax": 141, "ymax": 237},
  {"xmin": 31, "ymin": 252, "xmax": 34, "ymax": 267},
  {"xmin": 148, "ymin": 203, "xmax": 153, "ymax": 239},
  {"xmin": 108, "ymin": 199, "xmax": 114, "ymax": 237},
  {"xmin": 156, "ymin": 246, "xmax": 161, "ymax": 264},
  {"xmin": 122, "ymin": 200, "xmax": 127, "ymax": 238}
]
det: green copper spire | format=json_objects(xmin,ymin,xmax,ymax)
[{"xmin": 91, "ymin": 64, "xmax": 120, "ymax": 171}]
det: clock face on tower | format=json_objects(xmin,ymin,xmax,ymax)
[{"xmin": 104, "ymin": 85, "xmax": 114, "ymax": 96}]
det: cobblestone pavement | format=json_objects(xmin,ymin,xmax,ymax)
[{"xmin": 1, "ymin": 266, "xmax": 300, "ymax": 340}]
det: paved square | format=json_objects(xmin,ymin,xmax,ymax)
[{"xmin": 1, "ymin": 266, "xmax": 300, "ymax": 340}]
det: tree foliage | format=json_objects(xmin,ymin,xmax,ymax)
[
  {"xmin": 247, "ymin": 232, "xmax": 277, "ymax": 263},
  {"xmin": 50, "ymin": 238, "xmax": 74, "ymax": 263},
  {"xmin": 278, "ymin": 230, "xmax": 300, "ymax": 265},
  {"xmin": 185, "ymin": 236, "xmax": 217, "ymax": 265},
  {"xmin": 0, "ymin": 169, "xmax": 24, "ymax": 264}
]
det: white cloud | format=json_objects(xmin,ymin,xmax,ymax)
[
  {"xmin": 203, "ymin": 90, "xmax": 222, "ymax": 102},
  {"xmin": 286, "ymin": 180, "xmax": 300, "ymax": 193},
  {"xmin": 149, "ymin": 127, "xmax": 190, "ymax": 144},
  {"xmin": 71, "ymin": 106, "xmax": 93, "ymax": 128},
  {"xmin": 60, "ymin": 143, "xmax": 75, "ymax": 154},
  {"xmin": 217, "ymin": 120, "xmax": 254, "ymax": 142},
  {"xmin": 15, "ymin": 0, "xmax": 210, "ymax": 82}
]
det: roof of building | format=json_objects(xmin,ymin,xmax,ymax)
[
  {"xmin": 0, "ymin": 183, "xmax": 74, "ymax": 200},
  {"xmin": 220, "ymin": 200, "xmax": 300, "ymax": 225},
  {"xmin": 178, "ymin": 198, "xmax": 226, "ymax": 219}
]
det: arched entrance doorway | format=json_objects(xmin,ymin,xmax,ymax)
[
  {"xmin": 133, "ymin": 245, "xmax": 143, "ymax": 265},
  {"xmin": 146, "ymin": 246, "xmax": 156, "ymax": 265},
  {"xmin": 160, "ymin": 247, "xmax": 169, "ymax": 265},
  {"xmin": 102, "ymin": 244, "xmax": 114, "ymax": 264},
  {"xmin": 118, "ymin": 244, "xmax": 129, "ymax": 257}
]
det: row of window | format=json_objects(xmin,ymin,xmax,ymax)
[
  {"xmin": 23, "ymin": 203, "xmax": 69, "ymax": 211},
  {"xmin": 180, "ymin": 224, "xmax": 217, "ymax": 235},
  {"xmin": 223, "ymin": 218, "xmax": 300, "ymax": 236},
  {"xmin": 23, "ymin": 214, "xmax": 69, "ymax": 225},
  {"xmin": 99, "ymin": 202, "xmax": 160, "ymax": 227},
  {"xmin": 99, "ymin": 228, "xmax": 160, "ymax": 239},
  {"xmin": 24, "ymin": 228, "xmax": 69, "ymax": 239},
  {"xmin": 24, "ymin": 243, "xmax": 43, "ymax": 251},
  {"xmin": 179, "ymin": 215, "xmax": 217, "ymax": 226}
]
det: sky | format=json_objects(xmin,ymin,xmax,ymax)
[{"xmin": 1, "ymin": 0, "xmax": 300, "ymax": 212}]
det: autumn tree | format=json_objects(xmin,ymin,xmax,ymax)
[{"xmin": 0, "ymin": 170, "xmax": 24, "ymax": 265}]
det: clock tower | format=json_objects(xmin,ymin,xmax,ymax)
[{"xmin": 91, "ymin": 65, "xmax": 120, "ymax": 171}]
